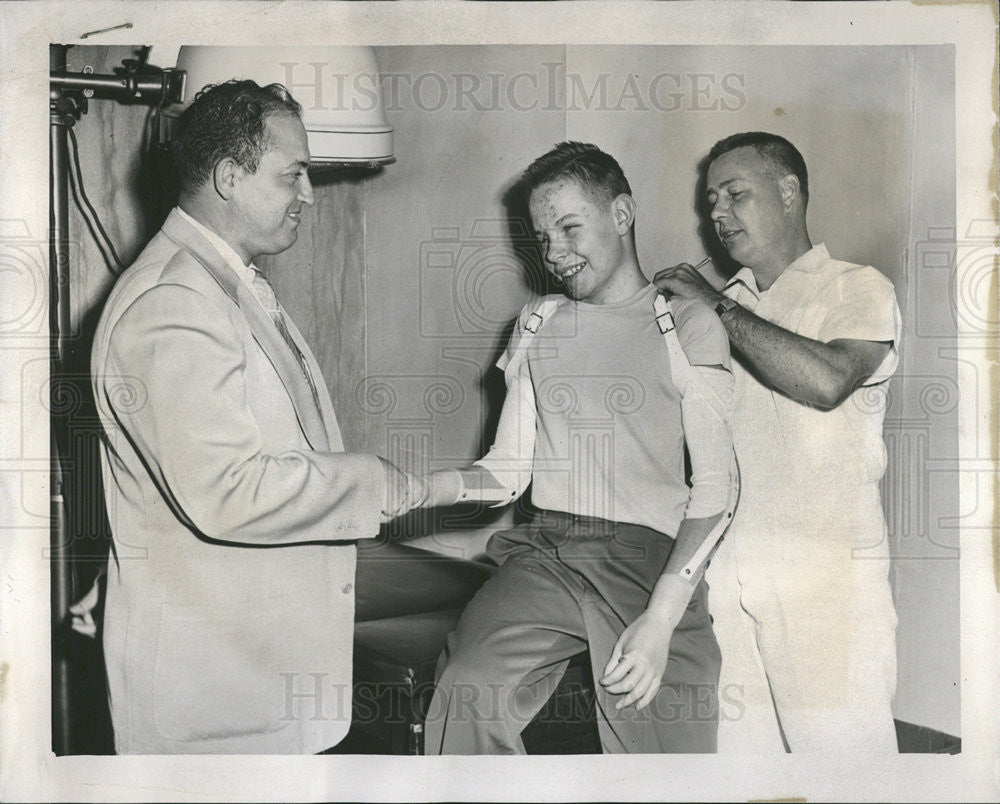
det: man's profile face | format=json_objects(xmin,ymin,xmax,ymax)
[
  {"xmin": 529, "ymin": 178, "xmax": 629, "ymax": 305},
  {"xmin": 230, "ymin": 113, "xmax": 314, "ymax": 261},
  {"xmin": 705, "ymin": 146, "xmax": 791, "ymax": 270}
]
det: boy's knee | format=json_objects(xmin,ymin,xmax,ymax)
[{"xmin": 436, "ymin": 647, "xmax": 499, "ymax": 691}]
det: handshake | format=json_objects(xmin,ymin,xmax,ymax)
[{"xmin": 377, "ymin": 458, "xmax": 516, "ymax": 523}]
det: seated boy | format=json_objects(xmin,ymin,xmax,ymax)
[{"xmin": 413, "ymin": 142, "xmax": 736, "ymax": 754}]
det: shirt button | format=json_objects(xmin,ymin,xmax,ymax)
[{"xmin": 342, "ymin": 583, "xmax": 353, "ymax": 594}]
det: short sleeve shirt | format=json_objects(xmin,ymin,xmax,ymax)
[{"xmin": 723, "ymin": 243, "xmax": 902, "ymax": 550}]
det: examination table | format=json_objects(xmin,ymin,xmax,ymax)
[{"xmin": 346, "ymin": 540, "xmax": 600, "ymax": 754}]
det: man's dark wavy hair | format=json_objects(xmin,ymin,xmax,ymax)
[
  {"xmin": 708, "ymin": 131, "xmax": 809, "ymax": 203},
  {"xmin": 172, "ymin": 79, "xmax": 303, "ymax": 196},
  {"xmin": 519, "ymin": 141, "xmax": 632, "ymax": 205}
]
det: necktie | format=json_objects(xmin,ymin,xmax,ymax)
[{"xmin": 250, "ymin": 269, "xmax": 322, "ymax": 413}]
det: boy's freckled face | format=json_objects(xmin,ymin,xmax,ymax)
[{"xmin": 529, "ymin": 179, "xmax": 630, "ymax": 305}]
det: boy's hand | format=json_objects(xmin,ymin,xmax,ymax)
[
  {"xmin": 378, "ymin": 457, "xmax": 412, "ymax": 522},
  {"xmin": 599, "ymin": 611, "xmax": 674, "ymax": 711},
  {"xmin": 599, "ymin": 572, "xmax": 694, "ymax": 710},
  {"xmin": 404, "ymin": 471, "xmax": 431, "ymax": 509}
]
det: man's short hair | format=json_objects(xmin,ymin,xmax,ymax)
[
  {"xmin": 172, "ymin": 79, "xmax": 303, "ymax": 196},
  {"xmin": 519, "ymin": 141, "xmax": 633, "ymax": 205},
  {"xmin": 708, "ymin": 131, "xmax": 809, "ymax": 202}
]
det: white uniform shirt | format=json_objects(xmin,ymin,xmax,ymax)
[{"xmin": 723, "ymin": 243, "xmax": 902, "ymax": 570}]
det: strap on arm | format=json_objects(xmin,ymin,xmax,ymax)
[
  {"xmin": 500, "ymin": 296, "xmax": 563, "ymax": 385},
  {"xmin": 653, "ymin": 293, "xmax": 741, "ymax": 580}
]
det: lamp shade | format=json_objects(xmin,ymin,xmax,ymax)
[{"xmin": 165, "ymin": 45, "xmax": 394, "ymax": 166}]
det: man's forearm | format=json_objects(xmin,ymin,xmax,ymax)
[
  {"xmin": 720, "ymin": 303, "xmax": 883, "ymax": 409},
  {"xmin": 652, "ymin": 264, "xmax": 888, "ymax": 410}
]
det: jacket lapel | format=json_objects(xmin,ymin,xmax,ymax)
[
  {"xmin": 279, "ymin": 312, "xmax": 345, "ymax": 451},
  {"xmin": 160, "ymin": 210, "xmax": 331, "ymax": 451}
]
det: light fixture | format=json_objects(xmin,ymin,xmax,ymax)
[{"xmin": 164, "ymin": 46, "xmax": 395, "ymax": 169}]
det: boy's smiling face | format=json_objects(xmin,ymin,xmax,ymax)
[{"xmin": 529, "ymin": 178, "xmax": 634, "ymax": 305}]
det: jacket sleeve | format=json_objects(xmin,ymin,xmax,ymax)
[{"xmin": 99, "ymin": 282, "xmax": 384, "ymax": 545}]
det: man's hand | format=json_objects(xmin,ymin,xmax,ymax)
[
  {"xmin": 652, "ymin": 262, "xmax": 724, "ymax": 308},
  {"xmin": 378, "ymin": 457, "xmax": 412, "ymax": 522},
  {"xmin": 599, "ymin": 610, "xmax": 674, "ymax": 711}
]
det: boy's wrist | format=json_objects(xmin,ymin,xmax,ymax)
[
  {"xmin": 646, "ymin": 573, "xmax": 695, "ymax": 626},
  {"xmin": 423, "ymin": 469, "xmax": 463, "ymax": 508}
]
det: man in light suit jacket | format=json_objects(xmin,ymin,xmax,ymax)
[{"xmin": 91, "ymin": 80, "xmax": 413, "ymax": 754}]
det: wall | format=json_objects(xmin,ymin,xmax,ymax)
[
  {"xmin": 364, "ymin": 45, "xmax": 569, "ymax": 554},
  {"xmin": 886, "ymin": 45, "xmax": 960, "ymax": 737}
]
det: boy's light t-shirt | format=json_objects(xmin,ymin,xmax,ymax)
[{"xmin": 480, "ymin": 283, "xmax": 729, "ymax": 536}]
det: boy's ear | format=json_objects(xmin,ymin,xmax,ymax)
[{"xmin": 612, "ymin": 193, "xmax": 636, "ymax": 235}]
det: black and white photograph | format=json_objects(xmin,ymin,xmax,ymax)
[{"xmin": 0, "ymin": 1, "xmax": 996, "ymax": 801}]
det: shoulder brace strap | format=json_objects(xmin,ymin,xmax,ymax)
[
  {"xmin": 501, "ymin": 296, "xmax": 564, "ymax": 385},
  {"xmin": 653, "ymin": 293, "xmax": 692, "ymax": 396},
  {"xmin": 653, "ymin": 293, "xmax": 741, "ymax": 580}
]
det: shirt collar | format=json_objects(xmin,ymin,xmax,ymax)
[
  {"xmin": 724, "ymin": 267, "xmax": 760, "ymax": 300},
  {"xmin": 725, "ymin": 242, "xmax": 830, "ymax": 299},
  {"xmin": 784, "ymin": 242, "xmax": 830, "ymax": 274},
  {"xmin": 176, "ymin": 207, "xmax": 259, "ymax": 288}
]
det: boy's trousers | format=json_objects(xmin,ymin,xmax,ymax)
[{"xmin": 423, "ymin": 510, "xmax": 721, "ymax": 754}]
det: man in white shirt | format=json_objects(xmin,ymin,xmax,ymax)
[
  {"xmin": 654, "ymin": 131, "xmax": 901, "ymax": 753},
  {"xmin": 91, "ymin": 79, "xmax": 413, "ymax": 753}
]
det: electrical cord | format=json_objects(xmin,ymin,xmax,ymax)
[
  {"xmin": 66, "ymin": 157, "xmax": 117, "ymax": 276},
  {"xmin": 66, "ymin": 124, "xmax": 126, "ymax": 275}
]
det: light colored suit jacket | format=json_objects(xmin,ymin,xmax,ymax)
[{"xmin": 91, "ymin": 209, "xmax": 383, "ymax": 753}]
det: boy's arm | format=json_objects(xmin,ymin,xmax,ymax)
[
  {"xmin": 413, "ymin": 343, "xmax": 536, "ymax": 509},
  {"xmin": 601, "ymin": 363, "xmax": 735, "ymax": 710},
  {"xmin": 414, "ymin": 465, "xmax": 518, "ymax": 509}
]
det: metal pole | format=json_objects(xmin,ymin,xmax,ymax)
[
  {"xmin": 50, "ymin": 70, "xmax": 174, "ymax": 100},
  {"xmin": 46, "ymin": 46, "xmax": 182, "ymax": 756},
  {"xmin": 49, "ymin": 42, "xmax": 72, "ymax": 757}
]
